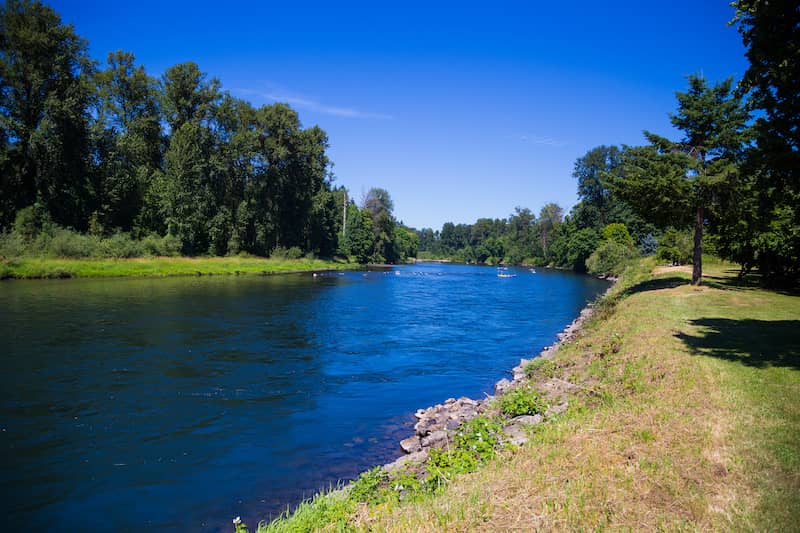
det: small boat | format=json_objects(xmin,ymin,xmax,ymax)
[
  {"xmin": 497, "ymin": 267, "xmax": 516, "ymax": 278},
  {"xmin": 529, "ymin": 268, "xmax": 537, "ymax": 274}
]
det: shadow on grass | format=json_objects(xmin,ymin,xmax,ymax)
[
  {"xmin": 622, "ymin": 276, "xmax": 689, "ymax": 297},
  {"xmin": 676, "ymin": 318, "xmax": 800, "ymax": 370},
  {"xmin": 703, "ymin": 269, "xmax": 799, "ymax": 296}
]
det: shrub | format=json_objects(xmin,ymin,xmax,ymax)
[
  {"xmin": 271, "ymin": 245, "xmax": 288, "ymax": 259},
  {"xmin": 286, "ymin": 246, "xmax": 303, "ymax": 260},
  {"xmin": 586, "ymin": 240, "xmax": 638, "ymax": 276},
  {"xmin": 601, "ymin": 223, "xmax": 635, "ymax": 248},
  {"xmin": 656, "ymin": 228, "xmax": 693, "ymax": 265},
  {"xmin": 47, "ymin": 228, "xmax": 97, "ymax": 258},
  {"xmin": 639, "ymin": 232, "xmax": 658, "ymax": 256},
  {"xmin": 140, "ymin": 233, "xmax": 181, "ymax": 257},
  {"xmin": 98, "ymin": 232, "xmax": 144, "ymax": 258},
  {"xmin": 0, "ymin": 231, "xmax": 28, "ymax": 257},
  {"xmin": 497, "ymin": 385, "xmax": 547, "ymax": 417}
]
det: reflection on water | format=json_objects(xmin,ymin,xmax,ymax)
[{"xmin": 0, "ymin": 264, "xmax": 607, "ymax": 531}]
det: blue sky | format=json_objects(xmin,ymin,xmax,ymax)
[{"xmin": 52, "ymin": 0, "xmax": 748, "ymax": 230}]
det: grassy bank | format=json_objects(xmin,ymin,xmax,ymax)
[
  {"xmin": 249, "ymin": 257, "xmax": 799, "ymax": 532},
  {"xmin": 0, "ymin": 256, "xmax": 357, "ymax": 279}
]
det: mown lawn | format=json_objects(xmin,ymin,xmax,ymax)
[
  {"xmin": 254, "ymin": 258, "xmax": 799, "ymax": 532},
  {"xmin": 0, "ymin": 255, "xmax": 356, "ymax": 279}
]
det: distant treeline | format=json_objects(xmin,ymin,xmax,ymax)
[
  {"xmin": 1, "ymin": 1, "xmax": 797, "ymax": 283},
  {"xmin": 419, "ymin": 0, "xmax": 799, "ymax": 285},
  {"xmin": 0, "ymin": 0, "xmax": 415, "ymax": 264}
]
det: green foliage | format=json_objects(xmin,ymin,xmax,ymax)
[
  {"xmin": 586, "ymin": 241, "xmax": 638, "ymax": 276},
  {"xmin": 285, "ymin": 246, "xmax": 303, "ymax": 260},
  {"xmin": 601, "ymin": 223, "xmax": 635, "ymax": 248},
  {"xmin": 427, "ymin": 417, "xmax": 503, "ymax": 486},
  {"xmin": 656, "ymin": 228, "xmax": 693, "ymax": 265},
  {"xmin": 639, "ymin": 233, "xmax": 658, "ymax": 256},
  {"xmin": 497, "ymin": 385, "xmax": 547, "ymax": 417},
  {"xmin": 348, "ymin": 467, "xmax": 389, "ymax": 504},
  {"xmin": 524, "ymin": 358, "xmax": 557, "ymax": 379}
]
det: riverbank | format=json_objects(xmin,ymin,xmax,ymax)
[
  {"xmin": 251, "ymin": 257, "xmax": 799, "ymax": 532},
  {"xmin": 0, "ymin": 256, "xmax": 357, "ymax": 280}
]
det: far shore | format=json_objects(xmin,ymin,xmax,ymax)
[{"xmin": 0, "ymin": 256, "xmax": 359, "ymax": 280}]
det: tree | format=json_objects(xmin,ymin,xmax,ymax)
[
  {"xmin": 160, "ymin": 121, "xmax": 219, "ymax": 254},
  {"xmin": 0, "ymin": 0, "xmax": 95, "ymax": 229},
  {"xmin": 363, "ymin": 187, "xmax": 396, "ymax": 262},
  {"xmin": 728, "ymin": 0, "xmax": 800, "ymax": 283},
  {"xmin": 572, "ymin": 145, "xmax": 620, "ymax": 227},
  {"xmin": 614, "ymin": 76, "xmax": 749, "ymax": 284},
  {"xmin": 538, "ymin": 202, "xmax": 563, "ymax": 259},
  {"xmin": 160, "ymin": 62, "xmax": 220, "ymax": 132},
  {"xmin": 93, "ymin": 50, "xmax": 162, "ymax": 231}
]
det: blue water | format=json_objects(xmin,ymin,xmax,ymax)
[{"xmin": 0, "ymin": 263, "xmax": 607, "ymax": 531}]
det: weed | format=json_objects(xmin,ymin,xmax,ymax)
[
  {"xmin": 524, "ymin": 357, "xmax": 557, "ymax": 378},
  {"xmin": 497, "ymin": 386, "xmax": 547, "ymax": 417}
]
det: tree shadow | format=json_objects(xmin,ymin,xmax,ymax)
[
  {"xmin": 622, "ymin": 276, "xmax": 689, "ymax": 297},
  {"xmin": 703, "ymin": 269, "xmax": 799, "ymax": 296},
  {"xmin": 676, "ymin": 318, "xmax": 800, "ymax": 370}
]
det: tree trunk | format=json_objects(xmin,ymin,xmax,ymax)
[{"xmin": 692, "ymin": 205, "xmax": 703, "ymax": 285}]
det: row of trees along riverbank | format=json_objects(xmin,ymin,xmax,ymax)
[
  {"xmin": 416, "ymin": 0, "xmax": 798, "ymax": 287},
  {"xmin": 0, "ymin": 0, "xmax": 417, "ymax": 268}
]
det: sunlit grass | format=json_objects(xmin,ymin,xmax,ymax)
[{"xmin": 0, "ymin": 255, "xmax": 357, "ymax": 279}]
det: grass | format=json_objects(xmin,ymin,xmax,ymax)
[
  {"xmin": 0, "ymin": 255, "xmax": 357, "ymax": 279},
  {"xmin": 249, "ymin": 256, "xmax": 799, "ymax": 532}
]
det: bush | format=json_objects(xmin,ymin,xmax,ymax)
[
  {"xmin": 286, "ymin": 246, "xmax": 303, "ymax": 260},
  {"xmin": 657, "ymin": 228, "xmax": 693, "ymax": 265},
  {"xmin": 271, "ymin": 245, "xmax": 288, "ymax": 259},
  {"xmin": 639, "ymin": 233, "xmax": 658, "ymax": 256},
  {"xmin": 140, "ymin": 233, "xmax": 182, "ymax": 257},
  {"xmin": 586, "ymin": 240, "xmax": 638, "ymax": 276},
  {"xmin": 601, "ymin": 223, "xmax": 635, "ymax": 248},
  {"xmin": 497, "ymin": 385, "xmax": 547, "ymax": 417},
  {"xmin": 97, "ymin": 232, "xmax": 144, "ymax": 258},
  {"xmin": 47, "ymin": 228, "xmax": 97, "ymax": 258},
  {"xmin": 0, "ymin": 230, "xmax": 28, "ymax": 257}
]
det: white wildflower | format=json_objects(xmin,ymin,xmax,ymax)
[{"xmin": 233, "ymin": 516, "xmax": 242, "ymax": 525}]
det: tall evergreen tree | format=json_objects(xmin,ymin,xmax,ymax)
[
  {"xmin": 615, "ymin": 76, "xmax": 749, "ymax": 284},
  {"xmin": 0, "ymin": 0, "xmax": 94, "ymax": 229}
]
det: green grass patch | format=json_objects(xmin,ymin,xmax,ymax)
[{"xmin": 0, "ymin": 256, "xmax": 356, "ymax": 280}]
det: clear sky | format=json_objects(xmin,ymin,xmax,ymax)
[{"xmin": 50, "ymin": 0, "xmax": 749, "ymax": 230}]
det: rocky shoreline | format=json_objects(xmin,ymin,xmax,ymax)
[{"xmin": 382, "ymin": 294, "xmax": 606, "ymax": 473}]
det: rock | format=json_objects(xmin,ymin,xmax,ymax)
[
  {"xmin": 459, "ymin": 397, "xmax": 478, "ymax": 406},
  {"xmin": 444, "ymin": 397, "xmax": 456, "ymax": 404},
  {"xmin": 545, "ymin": 401, "xmax": 569, "ymax": 417},
  {"xmin": 414, "ymin": 409, "xmax": 426, "ymax": 419},
  {"xmin": 502, "ymin": 423, "xmax": 529, "ymax": 446},
  {"xmin": 512, "ymin": 414, "xmax": 543, "ymax": 426},
  {"xmin": 400, "ymin": 436, "xmax": 422, "ymax": 453},
  {"xmin": 494, "ymin": 378, "xmax": 513, "ymax": 395},
  {"xmin": 421, "ymin": 430, "xmax": 449, "ymax": 449},
  {"xmin": 384, "ymin": 449, "xmax": 429, "ymax": 473},
  {"xmin": 448, "ymin": 405, "xmax": 478, "ymax": 422},
  {"xmin": 445, "ymin": 419, "xmax": 461, "ymax": 430}
]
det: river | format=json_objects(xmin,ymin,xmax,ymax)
[{"xmin": 0, "ymin": 263, "xmax": 608, "ymax": 531}]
